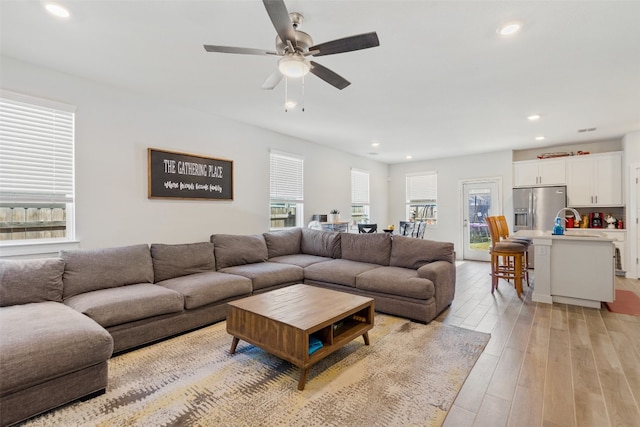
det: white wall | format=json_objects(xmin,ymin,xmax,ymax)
[
  {"xmin": 388, "ymin": 149, "xmax": 513, "ymax": 255},
  {"xmin": 0, "ymin": 57, "xmax": 388, "ymax": 251}
]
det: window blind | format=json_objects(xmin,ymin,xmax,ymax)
[
  {"xmin": 270, "ymin": 151, "xmax": 303, "ymax": 202},
  {"xmin": 351, "ymin": 168, "xmax": 369, "ymax": 204},
  {"xmin": 406, "ymin": 173, "xmax": 437, "ymax": 202},
  {"xmin": 0, "ymin": 94, "xmax": 75, "ymax": 203}
]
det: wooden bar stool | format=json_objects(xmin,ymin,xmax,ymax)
[
  {"xmin": 496, "ymin": 215, "xmax": 530, "ymax": 286},
  {"xmin": 486, "ymin": 216, "xmax": 527, "ymax": 299}
]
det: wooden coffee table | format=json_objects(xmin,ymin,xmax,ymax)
[{"xmin": 226, "ymin": 284, "xmax": 374, "ymax": 390}]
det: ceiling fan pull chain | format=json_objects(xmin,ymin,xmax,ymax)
[
  {"xmin": 284, "ymin": 77, "xmax": 289, "ymax": 112},
  {"xmin": 302, "ymin": 76, "xmax": 305, "ymax": 112}
]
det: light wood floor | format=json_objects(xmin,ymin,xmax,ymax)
[{"xmin": 440, "ymin": 261, "xmax": 640, "ymax": 427}]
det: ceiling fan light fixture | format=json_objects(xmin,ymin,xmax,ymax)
[
  {"xmin": 278, "ymin": 54, "xmax": 310, "ymax": 78},
  {"xmin": 45, "ymin": 2, "xmax": 70, "ymax": 18},
  {"xmin": 498, "ymin": 21, "xmax": 522, "ymax": 36}
]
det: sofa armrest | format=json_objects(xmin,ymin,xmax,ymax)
[
  {"xmin": 417, "ymin": 260, "xmax": 450, "ymax": 281},
  {"xmin": 417, "ymin": 261, "xmax": 456, "ymax": 313}
]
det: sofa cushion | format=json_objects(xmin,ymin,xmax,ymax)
[
  {"xmin": 0, "ymin": 258, "xmax": 65, "ymax": 307},
  {"xmin": 150, "ymin": 242, "xmax": 215, "ymax": 282},
  {"xmin": 0, "ymin": 302, "xmax": 113, "ymax": 396},
  {"xmin": 211, "ymin": 234, "xmax": 268, "ymax": 270},
  {"xmin": 61, "ymin": 244, "xmax": 154, "ymax": 299},
  {"xmin": 64, "ymin": 283, "xmax": 184, "ymax": 328},
  {"xmin": 157, "ymin": 271, "xmax": 252, "ymax": 309},
  {"xmin": 304, "ymin": 259, "xmax": 380, "ymax": 288},
  {"xmin": 263, "ymin": 228, "xmax": 302, "ymax": 258},
  {"xmin": 219, "ymin": 262, "xmax": 303, "ymax": 291},
  {"xmin": 300, "ymin": 228, "xmax": 341, "ymax": 258},
  {"xmin": 390, "ymin": 236, "xmax": 455, "ymax": 269},
  {"xmin": 356, "ymin": 266, "xmax": 435, "ymax": 300},
  {"xmin": 341, "ymin": 233, "xmax": 391, "ymax": 266},
  {"xmin": 269, "ymin": 254, "xmax": 332, "ymax": 268}
]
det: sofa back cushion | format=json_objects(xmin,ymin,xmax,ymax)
[
  {"xmin": 390, "ymin": 236, "xmax": 455, "ymax": 269},
  {"xmin": 150, "ymin": 242, "xmax": 216, "ymax": 282},
  {"xmin": 211, "ymin": 234, "xmax": 268, "ymax": 270},
  {"xmin": 0, "ymin": 258, "xmax": 65, "ymax": 306},
  {"xmin": 61, "ymin": 244, "xmax": 154, "ymax": 299},
  {"xmin": 263, "ymin": 228, "xmax": 302, "ymax": 258},
  {"xmin": 341, "ymin": 233, "xmax": 391, "ymax": 265},
  {"xmin": 301, "ymin": 228, "xmax": 341, "ymax": 258}
]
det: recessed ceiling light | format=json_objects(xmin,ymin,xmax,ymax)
[
  {"xmin": 498, "ymin": 21, "xmax": 522, "ymax": 36},
  {"xmin": 406, "ymin": 155, "xmax": 413, "ymax": 160},
  {"xmin": 284, "ymin": 100, "xmax": 297, "ymax": 109},
  {"xmin": 371, "ymin": 141, "xmax": 380, "ymax": 147},
  {"xmin": 527, "ymin": 114, "xmax": 541, "ymax": 121},
  {"xmin": 45, "ymin": 3, "xmax": 70, "ymax": 18},
  {"xmin": 535, "ymin": 136, "xmax": 546, "ymax": 141}
]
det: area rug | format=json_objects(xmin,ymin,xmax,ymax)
[
  {"xmin": 24, "ymin": 314, "xmax": 490, "ymax": 427},
  {"xmin": 606, "ymin": 289, "xmax": 640, "ymax": 316}
]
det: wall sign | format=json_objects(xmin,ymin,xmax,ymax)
[{"xmin": 148, "ymin": 148, "xmax": 233, "ymax": 200}]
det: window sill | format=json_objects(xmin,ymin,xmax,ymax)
[{"xmin": 0, "ymin": 240, "xmax": 80, "ymax": 258}]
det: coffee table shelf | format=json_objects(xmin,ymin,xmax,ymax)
[{"xmin": 227, "ymin": 284, "xmax": 374, "ymax": 390}]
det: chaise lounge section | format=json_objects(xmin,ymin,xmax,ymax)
[{"xmin": 0, "ymin": 259, "xmax": 113, "ymax": 427}]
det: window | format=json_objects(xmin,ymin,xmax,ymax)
[
  {"xmin": 0, "ymin": 91, "xmax": 76, "ymax": 246},
  {"xmin": 406, "ymin": 172, "xmax": 437, "ymax": 225},
  {"xmin": 351, "ymin": 168, "xmax": 370, "ymax": 224},
  {"xmin": 269, "ymin": 151, "xmax": 303, "ymax": 229}
]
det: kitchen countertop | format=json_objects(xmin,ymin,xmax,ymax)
[{"xmin": 514, "ymin": 229, "xmax": 615, "ymax": 242}]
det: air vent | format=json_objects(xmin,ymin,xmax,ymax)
[{"xmin": 577, "ymin": 127, "xmax": 597, "ymax": 133}]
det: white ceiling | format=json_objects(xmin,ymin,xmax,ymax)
[{"xmin": 2, "ymin": 1, "xmax": 640, "ymax": 164}]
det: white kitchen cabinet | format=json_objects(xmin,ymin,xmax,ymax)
[
  {"xmin": 513, "ymin": 158, "xmax": 566, "ymax": 187},
  {"xmin": 566, "ymin": 152, "xmax": 622, "ymax": 206}
]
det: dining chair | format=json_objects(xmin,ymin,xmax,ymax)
[
  {"xmin": 358, "ymin": 223, "xmax": 378, "ymax": 233},
  {"xmin": 399, "ymin": 221, "xmax": 415, "ymax": 237}
]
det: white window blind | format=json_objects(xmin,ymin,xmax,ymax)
[
  {"xmin": 351, "ymin": 169, "xmax": 369, "ymax": 205},
  {"xmin": 0, "ymin": 93, "xmax": 75, "ymax": 203},
  {"xmin": 406, "ymin": 173, "xmax": 437, "ymax": 202},
  {"xmin": 270, "ymin": 151, "xmax": 303, "ymax": 202}
]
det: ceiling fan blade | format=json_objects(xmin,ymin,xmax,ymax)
[
  {"xmin": 203, "ymin": 45, "xmax": 278, "ymax": 56},
  {"xmin": 261, "ymin": 70, "xmax": 283, "ymax": 90},
  {"xmin": 263, "ymin": 0, "xmax": 297, "ymax": 48},
  {"xmin": 309, "ymin": 61, "xmax": 350, "ymax": 90},
  {"xmin": 310, "ymin": 32, "xmax": 380, "ymax": 57}
]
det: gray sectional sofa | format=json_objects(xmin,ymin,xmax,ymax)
[{"xmin": 0, "ymin": 227, "xmax": 455, "ymax": 426}]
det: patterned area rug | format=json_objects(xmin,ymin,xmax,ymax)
[{"xmin": 24, "ymin": 315, "xmax": 489, "ymax": 427}]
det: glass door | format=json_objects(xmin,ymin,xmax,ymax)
[{"xmin": 462, "ymin": 181, "xmax": 500, "ymax": 262}]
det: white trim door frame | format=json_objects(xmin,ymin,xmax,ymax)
[
  {"xmin": 628, "ymin": 163, "xmax": 640, "ymax": 279},
  {"xmin": 459, "ymin": 177, "xmax": 503, "ymax": 262}
]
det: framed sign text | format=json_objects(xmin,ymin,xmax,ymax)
[{"xmin": 148, "ymin": 148, "xmax": 233, "ymax": 201}]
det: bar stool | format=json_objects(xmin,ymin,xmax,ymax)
[
  {"xmin": 496, "ymin": 215, "xmax": 530, "ymax": 286},
  {"xmin": 486, "ymin": 216, "xmax": 527, "ymax": 299}
]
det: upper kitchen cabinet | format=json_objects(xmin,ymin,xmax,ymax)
[
  {"xmin": 513, "ymin": 158, "xmax": 566, "ymax": 187},
  {"xmin": 566, "ymin": 152, "xmax": 623, "ymax": 207}
]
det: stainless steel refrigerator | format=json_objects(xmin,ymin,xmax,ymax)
[{"xmin": 513, "ymin": 185, "xmax": 567, "ymax": 267}]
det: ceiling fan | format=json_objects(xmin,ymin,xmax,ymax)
[{"xmin": 203, "ymin": 0, "xmax": 379, "ymax": 90}]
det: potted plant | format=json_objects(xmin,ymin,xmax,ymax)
[{"xmin": 328, "ymin": 209, "xmax": 340, "ymax": 223}]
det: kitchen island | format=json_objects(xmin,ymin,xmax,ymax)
[{"xmin": 514, "ymin": 230, "xmax": 615, "ymax": 308}]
